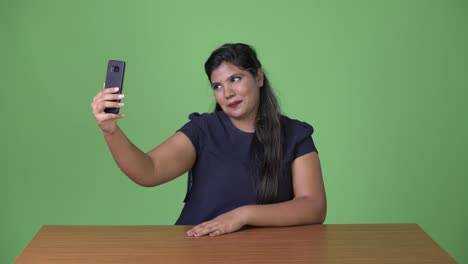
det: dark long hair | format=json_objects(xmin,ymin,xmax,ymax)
[{"xmin": 204, "ymin": 43, "xmax": 282, "ymax": 204}]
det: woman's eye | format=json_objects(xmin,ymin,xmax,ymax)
[
  {"xmin": 232, "ymin": 76, "xmax": 241, "ymax": 82},
  {"xmin": 212, "ymin": 84, "xmax": 221, "ymax": 90}
]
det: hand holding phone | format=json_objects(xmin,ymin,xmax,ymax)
[{"xmin": 104, "ymin": 60, "xmax": 126, "ymax": 114}]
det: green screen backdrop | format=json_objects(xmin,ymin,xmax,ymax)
[{"xmin": 1, "ymin": 0, "xmax": 467, "ymax": 263}]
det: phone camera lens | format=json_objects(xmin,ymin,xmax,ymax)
[{"xmin": 111, "ymin": 66, "xmax": 120, "ymax": 72}]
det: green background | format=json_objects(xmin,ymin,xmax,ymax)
[{"xmin": 1, "ymin": 0, "xmax": 467, "ymax": 263}]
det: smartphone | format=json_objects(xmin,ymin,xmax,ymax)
[{"xmin": 104, "ymin": 60, "xmax": 126, "ymax": 114}]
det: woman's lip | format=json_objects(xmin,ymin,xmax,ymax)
[{"xmin": 228, "ymin": 100, "xmax": 242, "ymax": 108}]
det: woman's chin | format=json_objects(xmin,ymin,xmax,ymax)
[{"xmin": 224, "ymin": 109, "xmax": 244, "ymax": 119}]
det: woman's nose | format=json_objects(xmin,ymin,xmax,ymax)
[{"xmin": 224, "ymin": 85, "xmax": 235, "ymax": 99}]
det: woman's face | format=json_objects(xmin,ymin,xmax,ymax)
[{"xmin": 210, "ymin": 62, "xmax": 264, "ymax": 126}]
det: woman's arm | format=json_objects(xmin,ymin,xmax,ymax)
[
  {"xmin": 187, "ymin": 151, "xmax": 326, "ymax": 237},
  {"xmin": 91, "ymin": 87, "xmax": 195, "ymax": 187},
  {"xmin": 243, "ymin": 151, "xmax": 326, "ymax": 226},
  {"xmin": 104, "ymin": 129, "xmax": 196, "ymax": 187}
]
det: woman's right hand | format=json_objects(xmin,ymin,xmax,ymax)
[{"xmin": 91, "ymin": 86, "xmax": 125, "ymax": 135}]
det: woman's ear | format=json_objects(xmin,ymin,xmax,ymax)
[{"xmin": 257, "ymin": 68, "xmax": 264, "ymax": 87}]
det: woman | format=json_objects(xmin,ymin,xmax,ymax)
[{"xmin": 91, "ymin": 43, "xmax": 326, "ymax": 237}]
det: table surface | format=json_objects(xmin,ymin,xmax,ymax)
[{"xmin": 14, "ymin": 224, "xmax": 456, "ymax": 263}]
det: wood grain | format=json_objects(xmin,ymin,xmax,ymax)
[{"xmin": 14, "ymin": 224, "xmax": 456, "ymax": 263}]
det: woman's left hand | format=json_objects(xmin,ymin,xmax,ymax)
[{"xmin": 187, "ymin": 206, "xmax": 249, "ymax": 237}]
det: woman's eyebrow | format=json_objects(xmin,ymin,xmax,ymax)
[{"xmin": 211, "ymin": 73, "xmax": 245, "ymax": 86}]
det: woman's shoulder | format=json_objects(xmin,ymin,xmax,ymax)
[
  {"xmin": 185, "ymin": 111, "xmax": 221, "ymax": 123},
  {"xmin": 281, "ymin": 115, "xmax": 314, "ymax": 133},
  {"xmin": 187, "ymin": 111, "xmax": 215, "ymax": 120},
  {"xmin": 183, "ymin": 111, "xmax": 226, "ymax": 131},
  {"xmin": 280, "ymin": 115, "xmax": 318, "ymax": 156},
  {"xmin": 280, "ymin": 115, "xmax": 315, "ymax": 143}
]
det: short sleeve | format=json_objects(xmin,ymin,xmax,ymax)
[
  {"xmin": 293, "ymin": 121, "xmax": 317, "ymax": 159},
  {"xmin": 282, "ymin": 117, "xmax": 318, "ymax": 161},
  {"xmin": 177, "ymin": 113, "xmax": 206, "ymax": 154}
]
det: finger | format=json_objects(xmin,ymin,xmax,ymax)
[
  {"xmin": 93, "ymin": 93, "xmax": 124, "ymax": 110},
  {"xmin": 187, "ymin": 223, "xmax": 207, "ymax": 236},
  {"xmin": 100, "ymin": 93, "xmax": 124, "ymax": 101},
  {"xmin": 95, "ymin": 113, "xmax": 125, "ymax": 122},
  {"xmin": 95, "ymin": 102, "xmax": 124, "ymax": 113},
  {"xmin": 102, "ymin": 87, "xmax": 120, "ymax": 93},
  {"xmin": 187, "ymin": 222, "xmax": 210, "ymax": 236},
  {"xmin": 93, "ymin": 103, "xmax": 123, "ymax": 116},
  {"xmin": 93, "ymin": 94, "xmax": 124, "ymax": 108},
  {"xmin": 209, "ymin": 228, "xmax": 225, "ymax": 237},
  {"xmin": 192, "ymin": 222, "xmax": 222, "ymax": 237},
  {"xmin": 94, "ymin": 87, "xmax": 118, "ymax": 99}
]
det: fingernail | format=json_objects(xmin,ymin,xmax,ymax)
[
  {"xmin": 114, "ymin": 87, "xmax": 119, "ymax": 91},
  {"xmin": 187, "ymin": 231, "xmax": 192, "ymax": 236},
  {"xmin": 194, "ymin": 232, "xmax": 199, "ymax": 237},
  {"xmin": 117, "ymin": 94, "xmax": 124, "ymax": 98}
]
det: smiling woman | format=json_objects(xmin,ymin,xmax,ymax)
[
  {"xmin": 90, "ymin": 43, "xmax": 326, "ymax": 237},
  {"xmin": 210, "ymin": 62, "xmax": 262, "ymax": 133}
]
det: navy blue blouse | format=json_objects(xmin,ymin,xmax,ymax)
[{"xmin": 175, "ymin": 111, "xmax": 317, "ymax": 225}]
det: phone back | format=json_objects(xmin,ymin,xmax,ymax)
[{"xmin": 104, "ymin": 60, "xmax": 126, "ymax": 114}]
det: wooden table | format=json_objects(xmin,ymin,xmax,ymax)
[{"xmin": 14, "ymin": 224, "xmax": 456, "ymax": 263}]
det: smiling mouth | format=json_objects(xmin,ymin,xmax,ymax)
[{"xmin": 228, "ymin": 101, "xmax": 242, "ymax": 108}]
